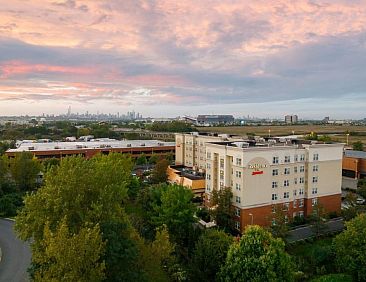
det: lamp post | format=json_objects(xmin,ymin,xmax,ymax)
[
  {"xmin": 249, "ymin": 213, "xmax": 254, "ymax": 225},
  {"xmin": 346, "ymin": 133, "xmax": 350, "ymax": 146},
  {"xmin": 268, "ymin": 129, "xmax": 271, "ymax": 138}
]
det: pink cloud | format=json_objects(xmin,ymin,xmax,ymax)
[{"xmin": 0, "ymin": 60, "xmax": 97, "ymax": 78}]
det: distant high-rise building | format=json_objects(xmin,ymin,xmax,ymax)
[{"xmin": 285, "ymin": 115, "xmax": 298, "ymax": 124}]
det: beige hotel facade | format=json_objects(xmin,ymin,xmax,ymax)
[{"xmin": 175, "ymin": 133, "xmax": 343, "ymax": 233}]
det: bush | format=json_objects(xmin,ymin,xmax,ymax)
[{"xmin": 0, "ymin": 192, "xmax": 24, "ymax": 217}]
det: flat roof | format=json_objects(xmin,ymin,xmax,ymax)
[
  {"xmin": 7, "ymin": 140, "xmax": 175, "ymax": 153},
  {"xmin": 344, "ymin": 150, "xmax": 366, "ymax": 159}
]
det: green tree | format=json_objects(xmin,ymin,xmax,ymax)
[
  {"xmin": 210, "ymin": 187, "xmax": 233, "ymax": 231},
  {"xmin": 309, "ymin": 203, "xmax": 328, "ymax": 237},
  {"xmin": 190, "ymin": 229, "xmax": 233, "ymax": 282},
  {"xmin": 352, "ymin": 141, "xmax": 364, "ymax": 151},
  {"xmin": 136, "ymin": 154, "xmax": 148, "ymax": 166},
  {"xmin": 9, "ymin": 152, "xmax": 42, "ymax": 191},
  {"xmin": 269, "ymin": 204, "xmax": 289, "ymax": 239},
  {"xmin": 219, "ymin": 225, "xmax": 294, "ymax": 282},
  {"xmin": 15, "ymin": 154, "xmax": 135, "ymax": 280},
  {"xmin": 0, "ymin": 155, "xmax": 9, "ymax": 186},
  {"xmin": 333, "ymin": 213, "xmax": 366, "ymax": 281},
  {"xmin": 152, "ymin": 184, "xmax": 196, "ymax": 245},
  {"xmin": 33, "ymin": 218, "xmax": 106, "ymax": 282},
  {"xmin": 148, "ymin": 154, "xmax": 159, "ymax": 165},
  {"xmin": 150, "ymin": 158, "xmax": 169, "ymax": 184}
]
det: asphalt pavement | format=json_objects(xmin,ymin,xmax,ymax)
[
  {"xmin": 0, "ymin": 219, "xmax": 31, "ymax": 282},
  {"xmin": 286, "ymin": 218, "xmax": 344, "ymax": 243}
]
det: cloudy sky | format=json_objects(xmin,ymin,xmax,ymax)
[{"xmin": 0, "ymin": 0, "xmax": 365, "ymax": 119}]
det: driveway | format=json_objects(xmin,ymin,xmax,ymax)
[{"xmin": 0, "ymin": 219, "xmax": 31, "ymax": 282}]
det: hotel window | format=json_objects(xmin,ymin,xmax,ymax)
[
  {"xmin": 220, "ymin": 182, "xmax": 224, "ymax": 189},
  {"xmin": 271, "ymin": 218, "xmax": 276, "ymax": 226},
  {"xmin": 293, "ymin": 189, "xmax": 297, "ymax": 196},
  {"xmin": 313, "ymin": 153, "xmax": 319, "ymax": 161},
  {"xmin": 236, "ymin": 171, "xmax": 242, "ymax": 178},
  {"xmin": 299, "ymin": 199, "xmax": 304, "ymax": 207},
  {"xmin": 300, "ymin": 154, "xmax": 305, "ymax": 161},
  {"xmin": 299, "ymin": 211, "xmax": 304, "ymax": 217},
  {"xmin": 235, "ymin": 208, "xmax": 240, "ymax": 217},
  {"xmin": 235, "ymin": 221, "xmax": 240, "ymax": 230},
  {"xmin": 294, "ymin": 178, "xmax": 298, "ymax": 185},
  {"xmin": 284, "ymin": 180, "xmax": 289, "ymax": 187},
  {"xmin": 294, "ymin": 166, "xmax": 298, "ymax": 173},
  {"xmin": 220, "ymin": 159, "xmax": 224, "ymax": 169},
  {"xmin": 231, "ymin": 180, "xmax": 233, "ymax": 187},
  {"xmin": 272, "ymin": 181, "xmax": 278, "ymax": 189},
  {"xmin": 293, "ymin": 199, "xmax": 297, "ymax": 208},
  {"xmin": 284, "ymin": 168, "xmax": 290, "ymax": 175},
  {"xmin": 299, "ymin": 188, "xmax": 304, "ymax": 195},
  {"xmin": 293, "ymin": 212, "xmax": 297, "ymax": 218},
  {"xmin": 284, "ymin": 192, "xmax": 289, "ymax": 199},
  {"xmin": 272, "ymin": 193, "xmax": 278, "ymax": 201},
  {"xmin": 299, "ymin": 177, "xmax": 304, "ymax": 184},
  {"xmin": 294, "ymin": 155, "xmax": 298, "ymax": 162},
  {"xmin": 236, "ymin": 183, "xmax": 241, "ymax": 191},
  {"xmin": 207, "ymin": 163, "xmax": 211, "ymax": 169},
  {"xmin": 284, "ymin": 215, "xmax": 289, "ymax": 223},
  {"xmin": 300, "ymin": 165, "xmax": 305, "ymax": 172},
  {"xmin": 312, "ymin": 198, "xmax": 318, "ymax": 206},
  {"xmin": 206, "ymin": 152, "xmax": 211, "ymax": 159},
  {"xmin": 272, "ymin": 156, "xmax": 279, "ymax": 164},
  {"xmin": 312, "ymin": 187, "xmax": 318, "ymax": 194},
  {"xmin": 284, "ymin": 156, "xmax": 291, "ymax": 163},
  {"xmin": 235, "ymin": 196, "xmax": 241, "ymax": 203},
  {"xmin": 283, "ymin": 203, "xmax": 289, "ymax": 211},
  {"xmin": 313, "ymin": 165, "xmax": 319, "ymax": 172},
  {"xmin": 206, "ymin": 174, "xmax": 211, "ymax": 180},
  {"xmin": 236, "ymin": 158, "xmax": 242, "ymax": 166},
  {"xmin": 312, "ymin": 176, "xmax": 318, "ymax": 183},
  {"xmin": 272, "ymin": 169, "xmax": 279, "ymax": 176}
]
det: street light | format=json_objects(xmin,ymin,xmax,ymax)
[
  {"xmin": 248, "ymin": 213, "xmax": 254, "ymax": 225},
  {"xmin": 346, "ymin": 133, "xmax": 350, "ymax": 146},
  {"xmin": 268, "ymin": 129, "xmax": 271, "ymax": 138}
]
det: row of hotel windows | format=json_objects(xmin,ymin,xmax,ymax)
[
  {"xmin": 272, "ymin": 176, "xmax": 318, "ymax": 188},
  {"xmin": 272, "ymin": 154, "xmax": 318, "ymax": 164}
]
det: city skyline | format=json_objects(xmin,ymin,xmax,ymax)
[{"xmin": 0, "ymin": 1, "xmax": 366, "ymax": 118}]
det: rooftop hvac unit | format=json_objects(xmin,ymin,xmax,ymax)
[
  {"xmin": 140, "ymin": 143, "xmax": 145, "ymax": 146},
  {"xmin": 54, "ymin": 146, "xmax": 61, "ymax": 149},
  {"xmin": 126, "ymin": 144, "xmax": 131, "ymax": 147},
  {"xmin": 76, "ymin": 145, "xmax": 83, "ymax": 149},
  {"xmin": 158, "ymin": 142, "xmax": 164, "ymax": 146},
  {"xmin": 28, "ymin": 146, "xmax": 35, "ymax": 150}
]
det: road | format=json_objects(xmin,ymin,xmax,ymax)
[
  {"xmin": 287, "ymin": 218, "xmax": 344, "ymax": 243},
  {"xmin": 0, "ymin": 219, "xmax": 31, "ymax": 282}
]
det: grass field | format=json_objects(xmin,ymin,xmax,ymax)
[{"xmin": 197, "ymin": 125, "xmax": 366, "ymax": 145}]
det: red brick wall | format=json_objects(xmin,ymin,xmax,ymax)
[{"xmin": 305, "ymin": 194, "xmax": 341, "ymax": 216}]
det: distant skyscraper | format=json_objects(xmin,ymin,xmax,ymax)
[
  {"xmin": 285, "ymin": 115, "xmax": 298, "ymax": 124},
  {"xmin": 67, "ymin": 106, "xmax": 71, "ymax": 116}
]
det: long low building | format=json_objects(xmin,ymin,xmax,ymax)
[
  {"xmin": 342, "ymin": 150, "xmax": 366, "ymax": 179},
  {"xmin": 6, "ymin": 139, "xmax": 175, "ymax": 159}
]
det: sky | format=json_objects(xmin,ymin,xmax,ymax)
[{"xmin": 0, "ymin": 0, "xmax": 366, "ymax": 119}]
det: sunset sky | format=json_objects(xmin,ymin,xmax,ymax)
[{"xmin": 0, "ymin": 0, "xmax": 365, "ymax": 118}]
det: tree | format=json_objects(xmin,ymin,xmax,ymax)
[
  {"xmin": 352, "ymin": 141, "xmax": 364, "ymax": 151},
  {"xmin": 136, "ymin": 154, "xmax": 148, "ymax": 166},
  {"xmin": 269, "ymin": 204, "xmax": 289, "ymax": 239},
  {"xmin": 15, "ymin": 153, "xmax": 135, "ymax": 280},
  {"xmin": 219, "ymin": 225, "xmax": 294, "ymax": 282},
  {"xmin": 152, "ymin": 184, "xmax": 196, "ymax": 245},
  {"xmin": 9, "ymin": 152, "xmax": 42, "ymax": 191},
  {"xmin": 333, "ymin": 213, "xmax": 366, "ymax": 281},
  {"xmin": 309, "ymin": 203, "xmax": 328, "ymax": 237},
  {"xmin": 33, "ymin": 218, "xmax": 106, "ymax": 282},
  {"xmin": 150, "ymin": 158, "xmax": 169, "ymax": 184},
  {"xmin": 148, "ymin": 154, "xmax": 159, "ymax": 165},
  {"xmin": 209, "ymin": 187, "xmax": 233, "ymax": 231},
  {"xmin": 0, "ymin": 155, "xmax": 9, "ymax": 186},
  {"xmin": 190, "ymin": 229, "xmax": 233, "ymax": 282}
]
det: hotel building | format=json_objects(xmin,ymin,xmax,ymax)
[
  {"xmin": 204, "ymin": 140, "xmax": 343, "ymax": 232},
  {"xmin": 175, "ymin": 132, "xmax": 244, "ymax": 171}
]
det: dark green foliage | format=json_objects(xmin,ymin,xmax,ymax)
[
  {"xmin": 136, "ymin": 154, "xmax": 147, "ymax": 166},
  {"xmin": 352, "ymin": 141, "xmax": 364, "ymax": 151},
  {"xmin": 219, "ymin": 225, "xmax": 294, "ymax": 282},
  {"xmin": 42, "ymin": 158, "xmax": 60, "ymax": 172},
  {"xmin": 310, "ymin": 273, "xmax": 353, "ymax": 282},
  {"xmin": 148, "ymin": 121, "xmax": 194, "ymax": 132},
  {"xmin": 196, "ymin": 207, "xmax": 210, "ymax": 222},
  {"xmin": 333, "ymin": 213, "xmax": 366, "ymax": 281},
  {"xmin": 128, "ymin": 177, "xmax": 141, "ymax": 200},
  {"xmin": 101, "ymin": 221, "xmax": 145, "ymax": 282},
  {"xmin": 209, "ymin": 187, "xmax": 233, "ymax": 232},
  {"xmin": 150, "ymin": 158, "xmax": 169, "ymax": 184},
  {"xmin": 0, "ymin": 192, "xmax": 23, "ymax": 217},
  {"xmin": 190, "ymin": 229, "xmax": 232, "ymax": 282}
]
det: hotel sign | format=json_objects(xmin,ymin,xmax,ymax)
[{"xmin": 248, "ymin": 164, "xmax": 268, "ymax": 176}]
